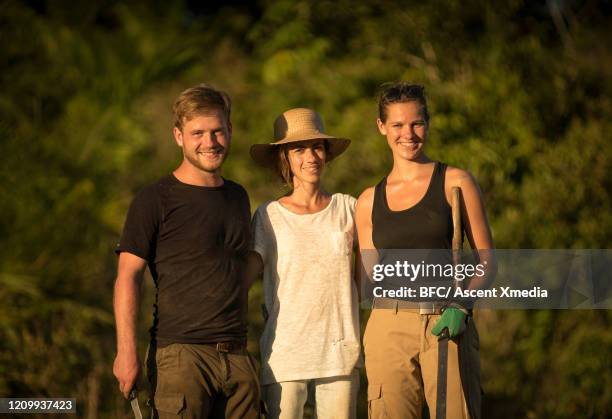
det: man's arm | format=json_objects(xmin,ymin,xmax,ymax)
[{"xmin": 113, "ymin": 252, "xmax": 147, "ymax": 399}]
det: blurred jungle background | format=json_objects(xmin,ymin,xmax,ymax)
[{"xmin": 1, "ymin": 0, "xmax": 611, "ymax": 417}]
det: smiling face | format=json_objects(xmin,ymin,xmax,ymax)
[
  {"xmin": 173, "ymin": 110, "xmax": 231, "ymax": 174},
  {"xmin": 284, "ymin": 139, "xmax": 327, "ymax": 186},
  {"xmin": 377, "ymin": 101, "xmax": 428, "ymax": 161}
]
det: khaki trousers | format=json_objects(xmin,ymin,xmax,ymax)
[
  {"xmin": 364, "ymin": 309, "xmax": 480, "ymax": 419},
  {"xmin": 146, "ymin": 343, "xmax": 261, "ymax": 419}
]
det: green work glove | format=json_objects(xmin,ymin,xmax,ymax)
[{"xmin": 431, "ymin": 307, "xmax": 466, "ymax": 338}]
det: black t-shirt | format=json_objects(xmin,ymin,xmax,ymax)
[{"xmin": 116, "ymin": 174, "xmax": 251, "ymax": 347}]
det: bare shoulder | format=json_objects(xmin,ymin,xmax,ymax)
[
  {"xmin": 355, "ymin": 186, "xmax": 376, "ymax": 249},
  {"xmin": 356, "ymin": 186, "xmax": 375, "ymax": 212},
  {"xmin": 445, "ymin": 165, "xmax": 478, "ymax": 189}
]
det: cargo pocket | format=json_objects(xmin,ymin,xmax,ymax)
[
  {"xmin": 155, "ymin": 344, "xmax": 181, "ymax": 371},
  {"xmin": 367, "ymin": 384, "xmax": 388, "ymax": 419},
  {"xmin": 154, "ymin": 392, "xmax": 185, "ymax": 418}
]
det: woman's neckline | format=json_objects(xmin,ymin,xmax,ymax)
[
  {"xmin": 383, "ymin": 161, "xmax": 438, "ymax": 213},
  {"xmin": 276, "ymin": 193, "xmax": 336, "ymax": 216}
]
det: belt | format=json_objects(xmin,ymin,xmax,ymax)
[
  {"xmin": 372, "ymin": 298, "xmax": 446, "ymax": 314},
  {"xmin": 209, "ymin": 340, "xmax": 246, "ymax": 353},
  {"xmin": 205, "ymin": 341, "xmax": 246, "ymax": 396}
]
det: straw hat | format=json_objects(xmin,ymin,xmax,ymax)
[{"xmin": 250, "ymin": 108, "xmax": 351, "ymax": 167}]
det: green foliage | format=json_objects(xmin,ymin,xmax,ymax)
[{"xmin": 1, "ymin": 0, "xmax": 610, "ymax": 417}]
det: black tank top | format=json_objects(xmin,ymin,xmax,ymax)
[{"xmin": 372, "ymin": 161, "xmax": 453, "ymax": 250}]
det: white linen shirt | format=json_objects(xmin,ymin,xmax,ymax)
[{"xmin": 252, "ymin": 193, "xmax": 362, "ymax": 385}]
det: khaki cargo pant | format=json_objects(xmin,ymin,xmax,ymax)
[
  {"xmin": 364, "ymin": 309, "xmax": 480, "ymax": 419},
  {"xmin": 146, "ymin": 343, "xmax": 261, "ymax": 418}
]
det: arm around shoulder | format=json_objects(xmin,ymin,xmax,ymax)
[
  {"xmin": 245, "ymin": 206, "xmax": 269, "ymax": 290},
  {"xmin": 245, "ymin": 251, "xmax": 263, "ymax": 290}
]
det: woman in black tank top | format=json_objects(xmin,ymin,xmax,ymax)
[
  {"xmin": 372, "ymin": 160, "xmax": 453, "ymax": 250},
  {"xmin": 355, "ymin": 83, "xmax": 495, "ymax": 419}
]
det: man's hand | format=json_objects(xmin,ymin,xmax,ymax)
[
  {"xmin": 431, "ymin": 307, "xmax": 466, "ymax": 338},
  {"xmin": 113, "ymin": 252, "xmax": 146, "ymax": 399},
  {"xmin": 113, "ymin": 350, "xmax": 140, "ymax": 399}
]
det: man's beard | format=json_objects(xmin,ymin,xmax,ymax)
[{"xmin": 185, "ymin": 147, "xmax": 228, "ymax": 173}]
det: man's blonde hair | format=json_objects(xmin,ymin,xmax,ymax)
[{"xmin": 173, "ymin": 84, "xmax": 231, "ymax": 130}]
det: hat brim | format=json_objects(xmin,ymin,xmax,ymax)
[{"xmin": 250, "ymin": 135, "xmax": 351, "ymax": 168}]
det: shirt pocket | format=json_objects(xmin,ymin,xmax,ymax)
[{"xmin": 330, "ymin": 231, "xmax": 353, "ymax": 256}]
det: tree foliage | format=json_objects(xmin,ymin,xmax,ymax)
[{"xmin": 1, "ymin": 0, "xmax": 610, "ymax": 417}]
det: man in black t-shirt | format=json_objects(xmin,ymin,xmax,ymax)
[{"xmin": 113, "ymin": 84, "xmax": 260, "ymax": 418}]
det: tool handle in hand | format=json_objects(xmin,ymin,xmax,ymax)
[
  {"xmin": 128, "ymin": 387, "xmax": 138, "ymax": 401},
  {"xmin": 438, "ymin": 327, "xmax": 450, "ymax": 341},
  {"xmin": 451, "ymin": 186, "xmax": 462, "ymax": 252}
]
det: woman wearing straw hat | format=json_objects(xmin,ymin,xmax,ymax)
[{"xmin": 247, "ymin": 108, "xmax": 361, "ymax": 419}]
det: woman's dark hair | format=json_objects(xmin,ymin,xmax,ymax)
[
  {"xmin": 378, "ymin": 83, "xmax": 429, "ymax": 123},
  {"xmin": 275, "ymin": 140, "xmax": 331, "ymax": 188}
]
